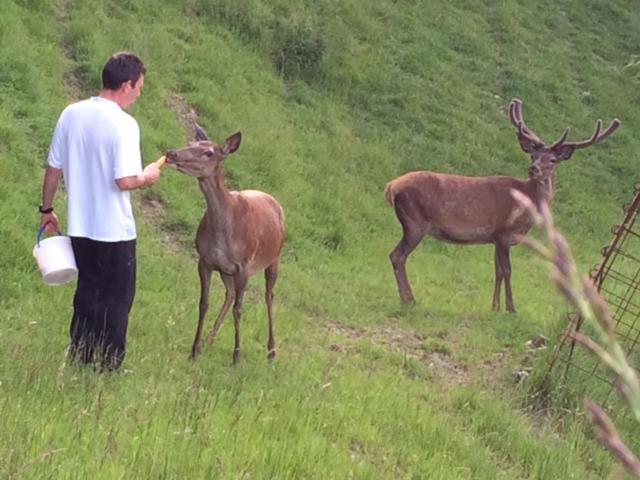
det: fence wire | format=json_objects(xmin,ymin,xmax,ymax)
[{"xmin": 548, "ymin": 184, "xmax": 640, "ymax": 397}]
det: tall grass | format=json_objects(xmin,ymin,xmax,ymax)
[{"xmin": 1, "ymin": 0, "xmax": 639, "ymax": 477}]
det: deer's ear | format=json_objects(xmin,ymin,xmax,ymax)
[
  {"xmin": 223, "ymin": 132, "xmax": 242, "ymax": 155},
  {"xmin": 195, "ymin": 123, "xmax": 210, "ymax": 141},
  {"xmin": 552, "ymin": 144, "xmax": 576, "ymax": 161},
  {"xmin": 516, "ymin": 136, "xmax": 543, "ymax": 154}
]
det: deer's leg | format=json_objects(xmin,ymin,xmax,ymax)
[
  {"xmin": 206, "ymin": 273, "xmax": 235, "ymax": 345},
  {"xmin": 232, "ymin": 272, "xmax": 249, "ymax": 365},
  {"xmin": 390, "ymin": 226, "xmax": 425, "ymax": 304},
  {"xmin": 492, "ymin": 246, "xmax": 503, "ymax": 311},
  {"xmin": 495, "ymin": 240, "xmax": 515, "ymax": 313},
  {"xmin": 265, "ymin": 261, "xmax": 279, "ymax": 360},
  {"xmin": 191, "ymin": 258, "xmax": 213, "ymax": 360}
]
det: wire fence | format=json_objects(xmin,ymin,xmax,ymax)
[{"xmin": 548, "ymin": 183, "xmax": 640, "ymax": 396}]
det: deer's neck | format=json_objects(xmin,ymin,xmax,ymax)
[
  {"xmin": 528, "ymin": 173, "xmax": 555, "ymax": 208},
  {"xmin": 197, "ymin": 167, "xmax": 233, "ymax": 232}
]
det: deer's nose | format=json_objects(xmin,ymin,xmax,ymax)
[
  {"xmin": 528, "ymin": 164, "xmax": 541, "ymax": 177},
  {"xmin": 165, "ymin": 150, "xmax": 177, "ymax": 163}
]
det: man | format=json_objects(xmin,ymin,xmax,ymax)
[{"xmin": 39, "ymin": 51, "xmax": 161, "ymax": 371}]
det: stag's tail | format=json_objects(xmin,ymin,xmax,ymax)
[{"xmin": 384, "ymin": 181, "xmax": 396, "ymax": 208}]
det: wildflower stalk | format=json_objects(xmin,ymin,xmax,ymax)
[{"xmin": 511, "ymin": 189, "xmax": 640, "ymax": 477}]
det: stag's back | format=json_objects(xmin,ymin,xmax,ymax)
[{"xmin": 385, "ymin": 171, "xmax": 532, "ymax": 244}]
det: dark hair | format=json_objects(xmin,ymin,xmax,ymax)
[{"xmin": 101, "ymin": 52, "xmax": 146, "ymax": 90}]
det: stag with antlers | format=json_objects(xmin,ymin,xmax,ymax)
[
  {"xmin": 165, "ymin": 125, "xmax": 285, "ymax": 363},
  {"xmin": 385, "ymin": 99, "xmax": 620, "ymax": 311}
]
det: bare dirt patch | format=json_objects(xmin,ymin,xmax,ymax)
[
  {"xmin": 166, "ymin": 92, "xmax": 199, "ymax": 130},
  {"xmin": 325, "ymin": 321, "xmax": 470, "ymax": 386},
  {"xmin": 138, "ymin": 191, "xmax": 187, "ymax": 254},
  {"xmin": 325, "ymin": 319, "xmax": 541, "ymax": 391},
  {"xmin": 62, "ymin": 70, "xmax": 84, "ymax": 102},
  {"xmin": 137, "ymin": 92, "xmax": 201, "ymax": 252},
  {"xmin": 55, "ymin": 0, "xmax": 84, "ymax": 101}
]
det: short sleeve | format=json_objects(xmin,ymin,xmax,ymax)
[
  {"xmin": 113, "ymin": 116, "xmax": 143, "ymax": 180},
  {"xmin": 47, "ymin": 112, "xmax": 66, "ymax": 169}
]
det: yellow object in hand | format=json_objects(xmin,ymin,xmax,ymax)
[{"xmin": 154, "ymin": 155, "xmax": 166, "ymax": 168}]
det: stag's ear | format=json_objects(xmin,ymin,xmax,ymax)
[
  {"xmin": 516, "ymin": 135, "xmax": 543, "ymax": 155},
  {"xmin": 222, "ymin": 132, "xmax": 242, "ymax": 155},
  {"xmin": 552, "ymin": 144, "xmax": 576, "ymax": 161},
  {"xmin": 195, "ymin": 123, "xmax": 210, "ymax": 141}
]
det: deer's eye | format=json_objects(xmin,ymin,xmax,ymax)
[{"xmin": 205, "ymin": 149, "xmax": 215, "ymax": 157}]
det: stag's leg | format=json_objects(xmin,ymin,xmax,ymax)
[
  {"xmin": 492, "ymin": 247, "xmax": 503, "ymax": 311},
  {"xmin": 191, "ymin": 258, "xmax": 213, "ymax": 360},
  {"xmin": 232, "ymin": 273, "xmax": 249, "ymax": 364},
  {"xmin": 206, "ymin": 273, "xmax": 235, "ymax": 345},
  {"xmin": 265, "ymin": 261, "xmax": 279, "ymax": 360},
  {"xmin": 495, "ymin": 240, "xmax": 515, "ymax": 313},
  {"xmin": 390, "ymin": 226, "xmax": 425, "ymax": 304}
]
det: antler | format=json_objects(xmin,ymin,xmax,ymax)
[
  {"xmin": 509, "ymin": 99, "xmax": 544, "ymax": 146},
  {"xmin": 552, "ymin": 118, "xmax": 621, "ymax": 150}
]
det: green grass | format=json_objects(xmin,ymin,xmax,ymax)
[{"xmin": 1, "ymin": 0, "xmax": 640, "ymax": 477}]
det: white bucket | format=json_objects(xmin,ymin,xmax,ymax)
[{"xmin": 33, "ymin": 232, "xmax": 78, "ymax": 286}]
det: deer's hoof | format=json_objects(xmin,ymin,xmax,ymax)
[
  {"xmin": 400, "ymin": 297, "xmax": 415, "ymax": 305},
  {"xmin": 267, "ymin": 349, "xmax": 277, "ymax": 360}
]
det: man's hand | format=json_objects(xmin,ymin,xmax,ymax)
[
  {"xmin": 143, "ymin": 163, "xmax": 161, "ymax": 186},
  {"xmin": 40, "ymin": 212, "xmax": 60, "ymax": 233},
  {"xmin": 116, "ymin": 163, "xmax": 161, "ymax": 191}
]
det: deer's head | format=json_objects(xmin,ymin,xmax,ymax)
[
  {"xmin": 509, "ymin": 99, "xmax": 620, "ymax": 182},
  {"xmin": 165, "ymin": 124, "xmax": 242, "ymax": 178}
]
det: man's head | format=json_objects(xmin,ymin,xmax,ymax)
[{"xmin": 101, "ymin": 52, "xmax": 146, "ymax": 110}]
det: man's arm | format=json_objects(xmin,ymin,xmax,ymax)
[
  {"xmin": 40, "ymin": 166, "xmax": 63, "ymax": 232},
  {"xmin": 115, "ymin": 163, "xmax": 161, "ymax": 191}
]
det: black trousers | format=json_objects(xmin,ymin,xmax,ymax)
[{"xmin": 69, "ymin": 237, "xmax": 136, "ymax": 370}]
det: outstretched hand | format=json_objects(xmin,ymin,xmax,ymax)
[{"xmin": 143, "ymin": 163, "xmax": 161, "ymax": 186}]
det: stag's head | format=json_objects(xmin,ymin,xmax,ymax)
[
  {"xmin": 509, "ymin": 99, "xmax": 620, "ymax": 182},
  {"xmin": 165, "ymin": 124, "xmax": 242, "ymax": 178}
]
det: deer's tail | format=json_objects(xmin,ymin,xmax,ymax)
[{"xmin": 384, "ymin": 181, "xmax": 396, "ymax": 208}]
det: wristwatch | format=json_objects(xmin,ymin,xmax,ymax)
[{"xmin": 39, "ymin": 205, "xmax": 54, "ymax": 214}]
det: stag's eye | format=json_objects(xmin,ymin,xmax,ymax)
[{"xmin": 205, "ymin": 149, "xmax": 215, "ymax": 157}]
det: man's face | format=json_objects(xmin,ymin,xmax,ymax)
[{"xmin": 121, "ymin": 74, "xmax": 144, "ymax": 110}]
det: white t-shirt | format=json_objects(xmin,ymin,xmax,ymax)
[{"xmin": 48, "ymin": 96, "xmax": 143, "ymax": 241}]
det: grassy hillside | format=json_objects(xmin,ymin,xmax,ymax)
[{"xmin": 1, "ymin": 0, "xmax": 639, "ymax": 478}]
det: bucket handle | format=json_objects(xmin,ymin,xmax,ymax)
[{"xmin": 36, "ymin": 226, "xmax": 64, "ymax": 247}]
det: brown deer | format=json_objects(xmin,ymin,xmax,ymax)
[
  {"xmin": 385, "ymin": 99, "xmax": 620, "ymax": 312},
  {"xmin": 165, "ymin": 125, "xmax": 285, "ymax": 363}
]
